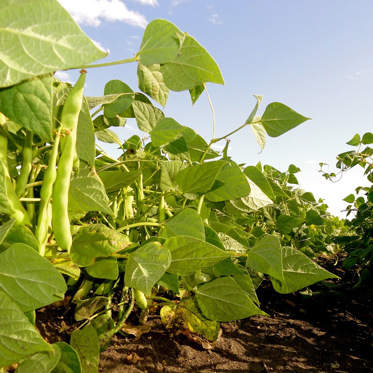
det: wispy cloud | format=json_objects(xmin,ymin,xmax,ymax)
[
  {"xmin": 347, "ymin": 68, "xmax": 373, "ymax": 79},
  {"xmin": 58, "ymin": 0, "xmax": 148, "ymax": 28},
  {"xmin": 170, "ymin": 0, "xmax": 190, "ymax": 6},
  {"xmin": 208, "ymin": 14, "xmax": 222, "ymax": 25},
  {"xmin": 131, "ymin": 0, "xmax": 158, "ymax": 5}
]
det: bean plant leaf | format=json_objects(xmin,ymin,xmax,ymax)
[
  {"xmin": 103, "ymin": 80, "xmax": 134, "ymax": 119},
  {"xmin": 246, "ymin": 95, "xmax": 263, "ymax": 124},
  {"xmin": 189, "ymin": 84, "xmax": 205, "ymax": 104},
  {"xmin": 0, "ymin": 74, "xmax": 53, "ymax": 141},
  {"xmin": 159, "ymin": 160, "xmax": 185, "ymax": 191},
  {"xmin": 150, "ymin": 117, "xmax": 186, "ymax": 147},
  {"xmin": 175, "ymin": 161, "xmax": 226, "ymax": 198},
  {"xmin": 68, "ymin": 176, "xmax": 113, "ymax": 216},
  {"xmin": 162, "ymin": 208, "xmax": 205, "ymax": 240},
  {"xmin": 0, "ymin": 223, "xmax": 39, "ymax": 254},
  {"xmin": 0, "ymin": 219, "xmax": 14, "ymax": 247},
  {"xmin": 261, "ymin": 102, "xmax": 310, "ymax": 137},
  {"xmin": 362, "ymin": 132, "xmax": 373, "ymax": 144},
  {"xmin": 53, "ymin": 342, "xmax": 82, "ymax": 373},
  {"xmin": 164, "ymin": 236, "xmax": 230, "ymax": 276},
  {"xmin": 86, "ymin": 257, "xmax": 118, "ymax": 280},
  {"xmin": 75, "ymin": 297, "xmax": 109, "ymax": 322},
  {"xmin": 138, "ymin": 63, "xmax": 169, "ymax": 107},
  {"xmin": 125, "ymin": 242, "xmax": 171, "ymax": 295},
  {"xmin": 99, "ymin": 170, "xmax": 141, "ymax": 193},
  {"xmin": 71, "ymin": 224, "xmax": 130, "ymax": 267},
  {"xmin": 244, "ymin": 166, "xmax": 274, "ymax": 199},
  {"xmin": 160, "ymin": 35, "xmax": 224, "ymax": 91},
  {"xmin": 276, "ymin": 215, "xmax": 304, "ymax": 234},
  {"xmin": 0, "ymin": 243, "xmax": 67, "ymax": 312},
  {"xmin": 346, "ymin": 133, "xmax": 360, "ymax": 146},
  {"xmin": 206, "ymin": 160, "xmax": 250, "ymax": 202},
  {"xmin": 70, "ymin": 325, "xmax": 99, "ymax": 373},
  {"xmin": 95, "ymin": 129, "xmax": 121, "ymax": 145},
  {"xmin": 305, "ymin": 209, "xmax": 324, "ymax": 225},
  {"xmin": 271, "ymin": 246, "xmax": 339, "ymax": 294},
  {"xmin": 132, "ymin": 99, "xmax": 165, "ymax": 132},
  {"xmin": 250, "ymin": 121, "xmax": 267, "ymax": 152},
  {"xmin": 0, "ymin": 289, "xmax": 52, "ymax": 367},
  {"xmin": 195, "ymin": 277, "xmax": 266, "ymax": 322},
  {"xmin": 16, "ymin": 343, "xmax": 61, "ymax": 373},
  {"xmin": 246, "ymin": 235, "xmax": 284, "ymax": 282},
  {"xmin": 0, "ymin": 0, "xmax": 107, "ymax": 88},
  {"xmin": 138, "ymin": 19, "xmax": 183, "ymax": 66}
]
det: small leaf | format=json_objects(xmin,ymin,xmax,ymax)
[
  {"xmin": 96, "ymin": 128, "xmax": 122, "ymax": 144},
  {"xmin": 0, "ymin": 244, "xmax": 66, "ymax": 312},
  {"xmin": 343, "ymin": 193, "xmax": 355, "ymax": 203},
  {"xmin": 71, "ymin": 224, "xmax": 130, "ymax": 267},
  {"xmin": 103, "ymin": 80, "xmax": 134, "ymax": 118},
  {"xmin": 189, "ymin": 84, "xmax": 205, "ymax": 104},
  {"xmin": 305, "ymin": 209, "xmax": 324, "ymax": 226},
  {"xmin": 250, "ymin": 121, "xmax": 267, "ymax": 151},
  {"xmin": 195, "ymin": 277, "xmax": 266, "ymax": 322},
  {"xmin": 162, "ymin": 208, "xmax": 205, "ymax": 240},
  {"xmin": 69, "ymin": 176, "xmax": 113, "ymax": 216},
  {"xmin": 160, "ymin": 35, "xmax": 224, "ymax": 91},
  {"xmin": 75, "ymin": 297, "xmax": 109, "ymax": 321},
  {"xmin": 362, "ymin": 132, "xmax": 373, "ymax": 145},
  {"xmin": 346, "ymin": 133, "xmax": 361, "ymax": 146},
  {"xmin": 261, "ymin": 102, "xmax": 310, "ymax": 137},
  {"xmin": 125, "ymin": 242, "xmax": 171, "ymax": 295},
  {"xmin": 271, "ymin": 246, "xmax": 339, "ymax": 294},
  {"xmin": 276, "ymin": 215, "xmax": 304, "ymax": 234},
  {"xmin": 0, "ymin": 289, "xmax": 52, "ymax": 367},
  {"xmin": 132, "ymin": 99, "xmax": 164, "ymax": 132},
  {"xmin": 138, "ymin": 63, "xmax": 169, "ymax": 107},
  {"xmin": 175, "ymin": 161, "xmax": 226, "ymax": 198},
  {"xmin": 0, "ymin": 0, "xmax": 107, "ymax": 88},
  {"xmin": 164, "ymin": 236, "xmax": 230, "ymax": 276},
  {"xmin": 70, "ymin": 325, "xmax": 100, "ymax": 373}
]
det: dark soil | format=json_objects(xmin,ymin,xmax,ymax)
[{"xmin": 35, "ymin": 255, "xmax": 373, "ymax": 373}]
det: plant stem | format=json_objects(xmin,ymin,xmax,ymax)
[
  {"xmin": 117, "ymin": 221, "xmax": 163, "ymax": 232},
  {"xmin": 204, "ymin": 84, "xmax": 216, "ymax": 140},
  {"xmin": 81, "ymin": 56, "xmax": 138, "ymax": 69}
]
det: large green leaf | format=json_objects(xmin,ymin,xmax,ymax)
[
  {"xmin": 138, "ymin": 63, "xmax": 169, "ymax": 107},
  {"xmin": 0, "ymin": 289, "xmax": 52, "ymax": 367},
  {"xmin": 53, "ymin": 342, "xmax": 82, "ymax": 373},
  {"xmin": 159, "ymin": 160, "xmax": 185, "ymax": 191},
  {"xmin": 160, "ymin": 35, "xmax": 224, "ymax": 91},
  {"xmin": 150, "ymin": 117, "xmax": 190, "ymax": 147},
  {"xmin": 17, "ymin": 343, "xmax": 61, "ymax": 373},
  {"xmin": 70, "ymin": 325, "xmax": 99, "ymax": 373},
  {"xmin": 0, "ymin": 243, "xmax": 66, "ymax": 312},
  {"xmin": 125, "ymin": 242, "xmax": 171, "ymax": 295},
  {"xmin": 162, "ymin": 208, "xmax": 205, "ymax": 240},
  {"xmin": 138, "ymin": 19, "xmax": 183, "ymax": 66},
  {"xmin": 261, "ymin": 102, "xmax": 310, "ymax": 137},
  {"xmin": 0, "ymin": 223, "xmax": 39, "ymax": 254},
  {"xmin": 206, "ymin": 160, "xmax": 250, "ymax": 202},
  {"xmin": 99, "ymin": 169, "xmax": 141, "ymax": 193},
  {"xmin": 0, "ymin": 0, "xmax": 107, "ymax": 88},
  {"xmin": 0, "ymin": 74, "xmax": 53, "ymax": 141},
  {"xmin": 271, "ymin": 246, "xmax": 339, "ymax": 294},
  {"xmin": 195, "ymin": 277, "xmax": 266, "ymax": 322},
  {"xmin": 164, "ymin": 236, "xmax": 230, "ymax": 276},
  {"xmin": 70, "ymin": 224, "xmax": 130, "ymax": 267},
  {"xmin": 68, "ymin": 176, "xmax": 113, "ymax": 216},
  {"xmin": 175, "ymin": 161, "xmax": 226, "ymax": 198},
  {"xmin": 243, "ymin": 166, "xmax": 274, "ymax": 199},
  {"xmin": 86, "ymin": 257, "xmax": 118, "ymax": 280},
  {"xmin": 246, "ymin": 235, "xmax": 284, "ymax": 282}
]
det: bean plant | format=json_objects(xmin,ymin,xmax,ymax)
[{"xmin": 0, "ymin": 0, "xmax": 339, "ymax": 371}]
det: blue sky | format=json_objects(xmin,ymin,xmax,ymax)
[{"xmin": 57, "ymin": 0, "xmax": 373, "ymax": 217}]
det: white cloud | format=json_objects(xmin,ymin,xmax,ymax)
[
  {"xmin": 347, "ymin": 68, "xmax": 373, "ymax": 79},
  {"xmin": 54, "ymin": 71, "xmax": 73, "ymax": 83},
  {"xmin": 170, "ymin": 0, "xmax": 190, "ymax": 6},
  {"xmin": 131, "ymin": 0, "xmax": 158, "ymax": 5},
  {"xmin": 208, "ymin": 14, "xmax": 222, "ymax": 25},
  {"xmin": 58, "ymin": 0, "xmax": 148, "ymax": 28}
]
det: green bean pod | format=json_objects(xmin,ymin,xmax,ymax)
[
  {"xmin": 52, "ymin": 71, "xmax": 86, "ymax": 252},
  {"xmin": 158, "ymin": 193, "xmax": 165, "ymax": 223},
  {"xmin": 134, "ymin": 288, "xmax": 148, "ymax": 310},
  {"xmin": 35, "ymin": 129, "xmax": 61, "ymax": 253}
]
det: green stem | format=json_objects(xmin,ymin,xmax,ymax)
[
  {"xmin": 114, "ymin": 288, "xmax": 135, "ymax": 334},
  {"xmin": 81, "ymin": 56, "xmax": 138, "ymax": 70},
  {"xmin": 203, "ymin": 84, "xmax": 216, "ymax": 140},
  {"xmin": 197, "ymin": 195, "xmax": 205, "ymax": 215},
  {"xmin": 117, "ymin": 221, "xmax": 163, "ymax": 232}
]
